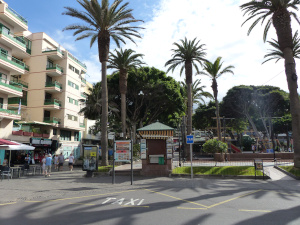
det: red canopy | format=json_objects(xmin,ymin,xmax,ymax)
[{"xmin": 0, "ymin": 139, "xmax": 19, "ymax": 146}]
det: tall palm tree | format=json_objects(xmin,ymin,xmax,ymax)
[
  {"xmin": 63, "ymin": 0, "xmax": 143, "ymax": 166},
  {"xmin": 165, "ymin": 37, "xmax": 207, "ymax": 136},
  {"xmin": 263, "ymin": 31, "xmax": 300, "ymax": 64},
  {"xmin": 198, "ymin": 57, "xmax": 234, "ymax": 141},
  {"xmin": 108, "ymin": 48, "xmax": 145, "ymax": 138},
  {"xmin": 241, "ymin": 0, "xmax": 300, "ymax": 168},
  {"xmin": 180, "ymin": 79, "xmax": 213, "ymax": 105}
]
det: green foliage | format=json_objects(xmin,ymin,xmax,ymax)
[
  {"xmin": 203, "ymin": 139, "xmax": 228, "ymax": 153},
  {"xmin": 133, "ymin": 144, "xmax": 140, "ymax": 158},
  {"xmin": 172, "ymin": 166, "xmax": 263, "ymax": 176},
  {"xmin": 242, "ymin": 135, "xmax": 255, "ymax": 151},
  {"xmin": 279, "ymin": 166, "xmax": 300, "ymax": 177},
  {"xmin": 193, "ymin": 101, "xmax": 216, "ymax": 130}
]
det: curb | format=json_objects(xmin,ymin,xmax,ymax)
[
  {"xmin": 171, "ymin": 174, "xmax": 269, "ymax": 180},
  {"xmin": 274, "ymin": 166, "xmax": 300, "ymax": 180}
]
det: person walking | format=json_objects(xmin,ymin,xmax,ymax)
[
  {"xmin": 45, "ymin": 154, "xmax": 52, "ymax": 177},
  {"xmin": 54, "ymin": 154, "xmax": 59, "ymax": 170},
  {"xmin": 41, "ymin": 155, "xmax": 46, "ymax": 175},
  {"xmin": 68, "ymin": 153, "xmax": 75, "ymax": 171},
  {"xmin": 58, "ymin": 153, "xmax": 64, "ymax": 171}
]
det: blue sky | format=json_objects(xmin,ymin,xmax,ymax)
[{"xmin": 5, "ymin": 0, "xmax": 300, "ymax": 101}]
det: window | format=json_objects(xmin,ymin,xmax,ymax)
[
  {"xmin": 74, "ymin": 132, "xmax": 79, "ymax": 141},
  {"xmin": 74, "ymin": 100, "xmax": 78, "ymax": 105},
  {"xmin": 68, "ymin": 80, "xmax": 79, "ymax": 90},
  {"xmin": 47, "ymin": 59, "xmax": 54, "ymax": 68},
  {"xmin": 60, "ymin": 130, "xmax": 71, "ymax": 141},
  {"xmin": 67, "ymin": 114, "xmax": 78, "ymax": 121},
  {"xmin": 0, "ymin": 98, "xmax": 3, "ymax": 108},
  {"xmin": 53, "ymin": 129, "xmax": 57, "ymax": 135},
  {"xmin": 69, "ymin": 64, "xmax": 80, "ymax": 75}
]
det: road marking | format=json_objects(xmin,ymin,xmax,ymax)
[
  {"xmin": 121, "ymin": 205, "xmax": 150, "ymax": 208},
  {"xmin": 207, "ymin": 189, "xmax": 263, "ymax": 209},
  {"xmin": 263, "ymin": 190, "xmax": 300, "ymax": 197},
  {"xmin": 25, "ymin": 201, "xmax": 43, "ymax": 203},
  {"xmin": 177, "ymin": 207, "xmax": 207, "ymax": 210},
  {"xmin": 239, "ymin": 209, "xmax": 271, "ymax": 213},
  {"xmin": 48, "ymin": 190, "xmax": 136, "ymax": 202},
  {"xmin": 144, "ymin": 189, "xmax": 208, "ymax": 208},
  {"xmin": 0, "ymin": 202, "xmax": 16, "ymax": 206},
  {"xmin": 69, "ymin": 203, "xmax": 96, "ymax": 206}
]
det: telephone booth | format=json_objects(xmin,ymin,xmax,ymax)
[
  {"xmin": 138, "ymin": 122, "xmax": 174, "ymax": 176},
  {"xmin": 82, "ymin": 145, "xmax": 98, "ymax": 176}
]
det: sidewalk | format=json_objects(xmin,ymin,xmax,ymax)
[{"xmin": 264, "ymin": 166, "xmax": 295, "ymax": 181}]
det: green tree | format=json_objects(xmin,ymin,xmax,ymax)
[
  {"xmin": 165, "ymin": 38, "xmax": 207, "ymax": 136},
  {"xmin": 193, "ymin": 101, "xmax": 216, "ymax": 131},
  {"xmin": 203, "ymin": 139, "xmax": 228, "ymax": 153},
  {"xmin": 108, "ymin": 48, "xmax": 145, "ymax": 138},
  {"xmin": 63, "ymin": 0, "xmax": 143, "ymax": 165},
  {"xmin": 198, "ymin": 57, "xmax": 234, "ymax": 141},
  {"xmin": 240, "ymin": 0, "xmax": 300, "ymax": 167}
]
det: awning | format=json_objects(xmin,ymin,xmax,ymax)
[
  {"xmin": 0, "ymin": 139, "xmax": 35, "ymax": 151},
  {"xmin": 16, "ymin": 121, "xmax": 53, "ymax": 126}
]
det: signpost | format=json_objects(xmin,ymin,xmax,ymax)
[
  {"xmin": 186, "ymin": 135, "xmax": 194, "ymax": 179},
  {"xmin": 113, "ymin": 140, "xmax": 133, "ymax": 185},
  {"xmin": 254, "ymin": 159, "xmax": 264, "ymax": 180}
]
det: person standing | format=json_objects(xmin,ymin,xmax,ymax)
[
  {"xmin": 251, "ymin": 144, "xmax": 255, "ymax": 153},
  {"xmin": 58, "ymin": 153, "xmax": 64, "ymax": 171},
  {"xmin": 68, "ymin": 153, "xmax": 75, "ymax": 171},
  {"xmin": 54, "ymin": 154, "xmax": 59, "ymax": 170},
  {"xmin": 45, "ymin": 154, "xmax": 52, "ymax": 177},
  {"xmin": 24, "ymin": 154, "xmax": 30, "ymax": 165}
]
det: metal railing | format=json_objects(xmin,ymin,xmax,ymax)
[
  {"xmin": 0, "ymin": 51, "xmax": 29, "ymax": 71},
  {"xmin": 0, "ymin": 25, "xmax": 26, "ymax": 47},
  {"xmin": 0, "ymin": 77, "xmax": 22, "ymax": 92},
  {"xmin": 43, "ymin": 117, "xmax": 61, "ymax": 124},
  {"xmin": 46, "ymin": 64, "xmax": 63, "ymax": 73},
  {"xmin": 44, "ymin": 98, "xmax": 61, "ymax": 106},
  {"xmin": 68, "ymin": 53, "xmax": 87, "ymax": 69},
  {"xmin": 0, "ymin": 103, "xmax": 19, "ymax": 115},
  {"xmin": 45, "ymin": 81, "xmax": 62, "ymax": 89},
  {"xmin": 6, "ymin": 6, "xmax": 28, "ymax": 25},
  {"xmin": 8, "ymin": 97, "xmax": 27, "ymax": 105},
  {"xmin": 42, "ymin": 48, "xmax": 64, "ymax": 55}
]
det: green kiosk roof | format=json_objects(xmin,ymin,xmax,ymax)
[{"xmin": 137, "ymin": 121, "xmax": 174, "ymax": 131}]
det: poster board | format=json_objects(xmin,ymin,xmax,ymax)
[
  {"xmin": 140, "ymin": 139, "xmax": 147, "ymax": 159},
  {"xmin": 166, "ymin": 138, "xmax": 173, "ymax": 159},
  {"xmin": 82, "ymin": 145, "xmax": 98, "ymax": 171},
  {"xmin": 114, "ymin": 140, "xmax": 131, "ymax": 162}
]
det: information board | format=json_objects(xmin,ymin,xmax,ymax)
[
  {"xmin": 186, "ymin": 135, "xmax": 194, "ymax": 144},
  {"xmin": 166, "ymin": 138, "xmax": 173, "ymax": 159},
  {"xmin": 82, "ymin": 145, "xmax": 98, "ymax": 171},
  {"xmin": 114, "ymin": 140, "xmax": 131, "ymax": 162},
  {"xmin": 140, "ymin": 139, "xmax": 147, "ymax": 159}
]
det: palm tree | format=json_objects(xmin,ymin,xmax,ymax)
[
  {"xmin": 180, "ymin": 79, "xmax": 213, "ymax": 105},
  {"xmin": 198, "ymin": 57, "xmax": 234, "ymax": 141},
  {"xmin": 263, "ymin": 31, "xmax": 300, "ymax": 64},
  {"xmin": 108, "ymin": 48, "xmax": 145, "ymax": 138},
  {"xmin": 63, "ymin": 0, "xmax": 143, "ymax": 166},
  {"xmin": 165, "ymin": 37, "xmax": 207, "ymax": 136},
  {"xmin": 241, "ymin": 0, "xmax": 300, "ymax": 168}
]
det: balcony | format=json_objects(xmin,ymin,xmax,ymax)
[
  {"xmin": 45, "ymin": 81, "xmax": 62, "ymax": 92},
  {"xmin": 42, "ymin": 48, "xmax": 64, "ymax": 61},
  {"xmin": 68, "ymin": 53, "xmax": 87, "ymax": 70},
  {"xmin": 10, "ymin": 79, "xmax": 28, "ymax": 90},
  {"xmin": 8, "ymin": 97, "xmax": 27, "ymax": 108},
  {"xmin": 80, "ymin": 123, "xmax": 85, "ymax": 128},
  {"xmin": 0, "ymin": 77, "xmax": 23, "ymax": 97},
  {"xmin": 44, "ymin": 98, "xmax": 61, "ymax": 110},
  {"xmin": 0, "ymin": 4, "xmax": 28, "ymax": 32},
  {"xmin": 0, "ymin": 51, "xmax": 29, "ymax": 74},
  {"xmin": 81, "ymin": 92, "xmax": 87, "ymax": 98},
  {"xmin": 46, "ymin": 64, "xmax": 63, "ymax": 76},
  {"xmin": 43, "ymin": 117, "xmax": 61, "ymax": 125},
  {"xmin": 0, "ymin": 25, "xmax": 27, "ymax": 54},
  {"xmin": 0, "ymin": 103, "xmax": 21, "ymax": 120}
]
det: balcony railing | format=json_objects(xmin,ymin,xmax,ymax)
[
  {"xmin": 6, "ymin": 6, "xmax": 28, "ymax": 25},
  {"xmin": 0, "ymin": 51, "xmax": 29, "ymax": 71},
  {"xmin": 8, "ymin": 97, "xmax": 27, "ymax": 105},
  {"xmin": 81, "ymin": 92, "xmax": 87, "ymax": 98},
  {"xmin": 11, "ymin": 79, "xmax": 28, "ymax": 88},
  {"xmin": 80, "ymin": 123, "xmax": 85, "ymax": 128},
  {"xmin": 0, "ymin": 103, "xmax": 18, "ymax": 115},
  {"xmin": 0, "ymin": 25, "xmax": 26, "ymax": 48},
  {"xmin": 42, "ymin": 48, "xmax": 64, "ymax": 55},
  {"xmin": 44, "ymin": 98, "xmax": 61, "ymax": 106},
  {"xmin": 81, "ymin": 77, "xmax": 86, "ymax": 84},
  {"xmin": 68, "ymin": 53, "xmax": 87, "ymax": 69},
  {"xmin": 45, "ymin": 81, "xmax": 62, "ymax": 89},
  {"xmin": 46, "ymin": 64, "xmax": 63, "ymax": 73},
  {"xmin": 43, "ymin": 117, "xmax": 61, "ymax": 124},
  {"xmin": 0, "ymin": 77, "xmax": 22, "ymax": 92}
]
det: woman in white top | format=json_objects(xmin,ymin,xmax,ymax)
[
  {"xmin": 42, "ymin": 155, "xmax": 46, "ymax": 175},
  {"xmin": 54, "ymin": 155, "xmax": 59, "ymax": 170},
  {"xmin": 68, "ymin": 153, "xmax": 75, "ymax": 171}
]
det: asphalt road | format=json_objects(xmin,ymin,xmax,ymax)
[{"xmin": 0, "ymin": 169, "xmax": 299, "ymax": 225}]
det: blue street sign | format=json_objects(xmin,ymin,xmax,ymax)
[{"xmin": 186, "ymin": 135, "xmax": 194, "ymax": 144}]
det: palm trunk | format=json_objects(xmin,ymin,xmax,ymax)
[
  {"xmin": 273, "ymin": 9, "xmax": 300, "ymax": 167},
  {"xmin": 212, "ymin": 78, "xmax": 221, "ymax": 140},
  {"xmin": 185, "ymin": 61, "xmax": 193, "ymax": 160},
  {"xmin": 119, "ymin": 69, "xmax": 127, "ymax": 139},
  {"xmin": 101, "ymin": 61, "xmax": 108, "ymax": 166}
]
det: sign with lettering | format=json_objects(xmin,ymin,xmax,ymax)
[
  {"xmin": 186, "ymin": 135, "xmax": 194, "ymax": 144},
  {"xmin": 114, "ymin": 140, "xmax": 131, "ymax": 162}
]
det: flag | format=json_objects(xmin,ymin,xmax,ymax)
[{"xmin": 18, "ymin": 99, "xmax": 21, "ymax": 115}]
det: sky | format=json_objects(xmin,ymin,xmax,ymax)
[{"xmin": 5, "ymin": 0, "xmax": 300, "ymax": 102}]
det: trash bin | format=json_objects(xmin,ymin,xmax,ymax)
[{"xmin": 158, "ymin": 157, "xmax": 164, "ymax": 165}]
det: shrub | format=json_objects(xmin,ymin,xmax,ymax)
[{"xmin": 203, "ymin": 139, "xmax": 228, "ymax": 153}]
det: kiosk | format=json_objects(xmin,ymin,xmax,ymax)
[
  {"xmin": 82, "ymin": 145, "xmax": 99, "ymax": 177},
  {"xmin": 138, "ymin": 122, "xmax": 174, "ymax": 176}
]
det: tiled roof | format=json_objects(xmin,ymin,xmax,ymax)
[{"xmin": 137, "ymin": 121, "xmax": 174, "ymax": 131}]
